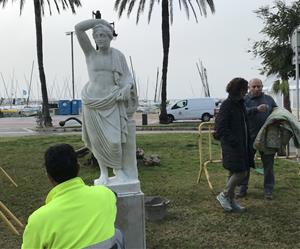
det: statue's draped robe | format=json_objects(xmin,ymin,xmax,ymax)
[{"xmin": 81, "ymin": 48, "xmax": 133, "ymax": 169}]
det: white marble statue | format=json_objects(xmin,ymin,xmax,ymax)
[{"xmin": 75, "ymin": 19, "xmax": 139, "ymax": 188}]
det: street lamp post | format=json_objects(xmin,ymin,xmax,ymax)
[
  {"xmin": 66, "ymin": 31, "xmax": 75, "ymax": 100},
  {"xmin": 291, "ymin": 26, "xmax": 300, "ymax": 161}
]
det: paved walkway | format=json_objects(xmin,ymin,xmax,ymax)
[{"xmin": 0, "ymin": 113, "xmax": 165, "ymax": 137}]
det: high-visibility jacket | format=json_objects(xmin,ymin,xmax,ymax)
[{"xmin": 22, "ymin": 177, "xmax": 116, "ymax": 249}]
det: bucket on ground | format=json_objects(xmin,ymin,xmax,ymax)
[
  {"xmin": 144, "ymin": 196, "xmax": 170, "ymax": 221},
  {"xmin": 142, "ymin": 112, "xmax": 148, "ymax": 125}
]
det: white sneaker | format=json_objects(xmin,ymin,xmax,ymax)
[{"xmin": 216, "ymin": 192, "xmax": 232, "ymax": 212}]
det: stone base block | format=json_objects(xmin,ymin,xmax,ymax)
[
  {"xmin": 114, "ymin": 191, "xmax": 146, "ymax": 249},
  {"xmin": 106, "ymin": 179, "xmax": 141, "ymax": 194}
]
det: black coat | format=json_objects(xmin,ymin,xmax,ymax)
[{"xmin": 215, "ymin": 96, "xmax": 254, "ymax": 173}]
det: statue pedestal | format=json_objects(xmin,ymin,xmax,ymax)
[{"xmin": 107, "ymin": 182, "xmax": 146, "ymax": 249}]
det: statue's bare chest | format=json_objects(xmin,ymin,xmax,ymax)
[{"xmin": 86, "ymin": 52, "xmax": 112, "ymax": 72}]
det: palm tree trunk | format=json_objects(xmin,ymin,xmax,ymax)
[
  {"xmin": 283, "ymin": 91, "xmax": 292, "ymax": 112},
  {"xmin": 159, "ymin": 0, "xmax": 170, "ymax": 124},
  {"xmin": 281, "ymin": 77, "xmax": 292, "ymax": 112},
  {"xmin": 33, "ymin": 0, "xmax": 52, "ymax": 127}
]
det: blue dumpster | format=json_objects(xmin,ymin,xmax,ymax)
[
  {"xmin": 71, "ymin": 99, "xmax": 82, "ymax": 115},
  {"xmin": 58, "ymin": 100, "xmax": 71, "ymax": 115}
]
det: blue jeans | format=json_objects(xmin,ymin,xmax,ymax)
[{"xmin": 239, "ymin": 151, "xmax": 275, "ymax": 193}]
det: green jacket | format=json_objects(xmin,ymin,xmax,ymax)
[
  {"xmin": 22, "ymin": 177, "xmax": 116, "ymax": 249},
  {"xmin": 254, "ymin": 108, "xmax": 300, "ymax": 154}
]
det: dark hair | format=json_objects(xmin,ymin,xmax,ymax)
[
  {"xmin": 226, "ymin": 77, "xmax": 248, "ymax": 97},
  {"xmin": 44, "ymin": 144, "xmax": 79, "ymax": 183}
]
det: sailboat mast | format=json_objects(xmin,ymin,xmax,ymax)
[
  {"xmin": 154, "ymin": 67, "xmax": 159, "ymax": 102},
  {"xmin": 27, "ymin": 61, "xmax": 35, "ymax": 106},
  {"xmin": 0, "ymin": 73, "xmax": 12, "ymax": 107},
  {"xmin": 129, "ymin": 56, "xmax": 139, "ymax": 96}
]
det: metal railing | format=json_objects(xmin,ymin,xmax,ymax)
[
  {"xmin": 0, "ymin": 167, "xmax": 24, "ymax": 235},
  {"xmin": 196, "ymin": 122, "xmax": 221, "ymax": 190},
  {"xmin": 197, "ymin": 122, "xmax": 300, "ymax": 191}
]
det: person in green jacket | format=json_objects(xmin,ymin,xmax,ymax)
[{"xmin": 22, "ymin": 144, "xmax": 119, "ymax": 249}]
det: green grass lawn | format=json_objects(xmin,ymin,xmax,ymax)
[{"xmin": 0, "ymin": 134, "xmax": 299, "ymax": 249}]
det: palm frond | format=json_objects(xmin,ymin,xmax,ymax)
[
  {"xmin": 272, "ymin": 80, "xmax": 281, "ymax": 94},
  {"xmin": 181, "ymin": 0, "xmax": 190, "ymax": 20},
  {"xmin": 41, "ymin": 0, "xmax": 45, "ymax": 16},
  {"xmin": 114, "ymin": 0, "xmax": 122, "ymax": 10},
  {"xmin": 187, "ymin": 0, "xmax": 198, "ymax": 22},
  {"xmin": 127, "ymin": 0, "xmax": 137, "ymax": 17},
  {"xmin": 0, "ymin": 0, "xmax": 81, "ymax": 16},
  {"xmin": 60, "ymin": 0, "xmax": 67, "ymax": 11},
  {"xmin": 281, "ymin": 79, "xmax": 290, "ymax": 95},
  {"xmin": 47, "ymin": 0, "xmax": 52, "ymax": 15},
  {"xmin": 118, "ymin": 0, "xmax": 129, "ymax": 18},
  {"xmin": 196, "ymin": 0, "xmax": 215, "ymax": 16},
  {"xmin": 198, "ymin": 0, "xmax": 207, "ymax": 16},
  {"xmin": 0, "ymin": 0, "xmax": 8, "ymax": 8},
  {"xmin": 51, "ymin": 0, "xmax": 81, "ymax": 15},
  {"xmin": 67, "ymin": 0, "xmax": 81, "ymax": 14},
  {"xmin": 53, "ymin": 0, "xmax": 60, "ymax": 13},
  {"xmin": 195, "ymin": 0, "xmax": 203, "ymax": 16},
  {"xmin": 206, "ymin": 0, "xmax": 215, "ymax": 13},
  {"xmin": 272, "ymin": 79, "xmax": 289, "ymax": 95},
  {"xmin": 136, "ymin": 0, "xmax": 146, "ymax": 24},
  {"xmin": 114, "ymin": 0, "xmax": 214, "ymax": 24},
  {"xmin": 148, "ymin": 0, "xmax": 156, "ymax": 23},
  {"xmin": 19, "ymin": 0, "xmax": 26, "ymax": 15},
  {"xmin": 178, "ymin": 0, "xmax": 182, "ymax": 10}
]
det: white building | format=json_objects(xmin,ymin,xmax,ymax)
[{"xmin": 263, "ymin": 75, "xmax": 300, "ymax": 115}]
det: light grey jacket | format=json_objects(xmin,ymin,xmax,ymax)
[{"xmin": 254, "ymin": 108, "xmax": 300, "ymax": 154}]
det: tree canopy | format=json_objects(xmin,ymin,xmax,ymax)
[
  {"xmin": 114, "ymin": 0, "xmax": 215, "ymax": 24},
  {"xmin": 0, "ymin": 0, "xmax": 81, "ymax": 126},
  {"xmin": 251, "ymin": 0, "xmax": 300, "ymax": 110},
  {"xmin": 0, "ymin": 0, "xmax": 81, "ymax": 15},
  {"xmin": 114, "ymin": 0, "xmax": 215, "ymax": 123},
  {"xmin": 251, "ymin": 0, "xmax": 300, "ymax": 80}
]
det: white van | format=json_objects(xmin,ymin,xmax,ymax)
[{"xmin": 167, "ymin": 98, "xmax": 216, "ymax": 122}]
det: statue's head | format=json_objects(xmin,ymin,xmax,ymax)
[{"xmin": 92, "ymin": 21, "xmax": 114, "ymax": 50}]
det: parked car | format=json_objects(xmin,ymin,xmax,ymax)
[
  {"xmin": 166, "ymin": 98, "xmax": 216, "ymax": 122},
  {"xmin": 20, "ymin": 106, "xmax": 42, "ymax": 117}
]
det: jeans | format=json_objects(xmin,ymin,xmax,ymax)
[
  {"xmin": 223, "ymin": 171, "xmax": 248, "ymax": 200},
  {"xmin": 239, "ymin": 151, "xmax": 275, "ymax": 193}
]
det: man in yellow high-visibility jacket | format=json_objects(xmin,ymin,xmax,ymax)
[{"xmin": 22, "ymin": 144, "xmax": 118, "ymax": 249}]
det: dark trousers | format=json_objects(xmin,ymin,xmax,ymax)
[{"xmin": 239, "ymin": 151, "xmax": 275, "ymax": 193}]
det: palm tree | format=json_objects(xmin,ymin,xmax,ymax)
[
  {"xmin": 272, "ymin": 79, "xmax": 291, "ymax": 112},
  {"xmin": 251, "ymin": 1, "xmax": 300, "ymax": 112},
  {"xmin": 114, "ymin": 0, "xmax": 215, "ymax": 123},
  {"xmin": 0, "ymin": 0, "xmax": 81, "ymax": 127}
]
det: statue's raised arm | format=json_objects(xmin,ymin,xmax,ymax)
[{"xmin": 75, "ymin": 19, "xmax": 113, "ymax": 55}]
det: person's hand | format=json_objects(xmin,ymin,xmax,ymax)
[{"xmin": 257, "ymin": 104, "xmax": 268, "ymax": 112}]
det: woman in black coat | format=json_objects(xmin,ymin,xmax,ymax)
[{"xmin": 215, "ymin": 77, "xmax": 254, "ymax": 212}]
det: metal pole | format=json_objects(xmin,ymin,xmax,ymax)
[
  {"xmin": 66, "ymin": 31, "xmax": 75, "ymax": 100},
  {"xmin": 294, "ymin": 27, "xmax": 300, "ymax": 161},
  {"xmin": 296, "ymin": 30, "xmax": 299, "ymax": 120},
  {"xmin": 71, "ymin": 32, "xmax": 75, "ymax": 100}
]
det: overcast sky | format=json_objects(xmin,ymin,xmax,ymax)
[{"xmin": 0, "ymin": 0, "xmax": 295, "ymax": 101}]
